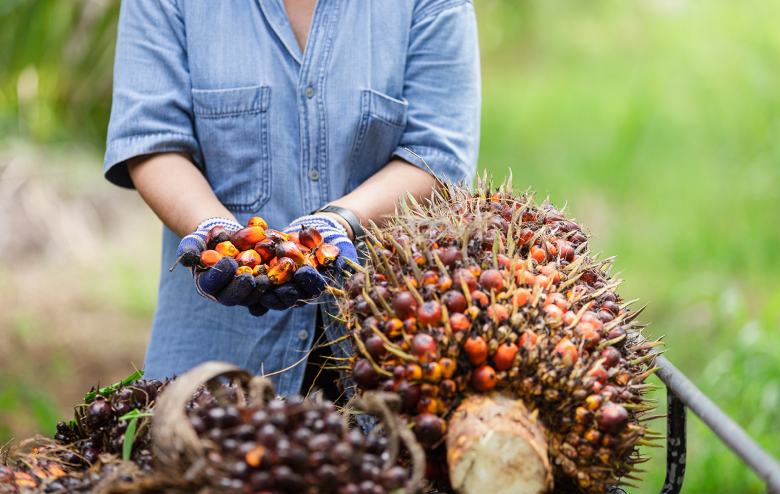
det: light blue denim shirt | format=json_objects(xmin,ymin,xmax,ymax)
[{"xmin": 104, "ymin": 0, "xmax": 481, "ymax": 396}]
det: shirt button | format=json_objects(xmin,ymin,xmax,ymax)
[
  {"xmin": 298, "ymin": 330, "xmax": 309, "ymax": 341},
  {"xmin": 309, "ymin": 169, "xmax": 320, "ymax": 181},
  {"xmin": 304, "ymin": 86, "xmax": 315, "ymax": 98}
]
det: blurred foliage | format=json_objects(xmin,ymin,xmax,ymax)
[{"xmin": 1, "ymin": 0, "xmax": 779, "ymax": 493}]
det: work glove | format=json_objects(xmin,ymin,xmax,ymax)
[
  {"xmin": 176, "ymin": 217, "xmax": 265, "ymax": 308},
  {"xmin": 251, "ymin": 215, "xmax": 358, "ymax": 313}
]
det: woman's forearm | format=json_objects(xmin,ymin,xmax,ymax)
[
  {"xmin": 127, "ymin": 152, "xmax": 236, "ymax": 238},
  {"xmin": 320, "ymin": 159, "xmax": 438, "ymax": 239}
]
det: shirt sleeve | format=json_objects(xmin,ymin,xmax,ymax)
[
  {"xmin": 103, "ymin": 0, "xmax": 200, "ymax": 189},
  {"xmin": 392, "ymin": 0, "xmax": 481, "ymax": 185}
]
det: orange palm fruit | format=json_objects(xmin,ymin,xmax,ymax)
[
  {"xmin": 287, "ymin": 231, "xmax": 300, "ymax": 245},
  {"xmin": 254, "ymin": 239, "xmax": 277, "ymax": 263},
  {"xmin": 230, "ymin": 227, "xmax": 267, "ymax": 251},
  {"xmin": 554, "ymin": 338, "xmax": 578, "ymax": 366},
  {"xmin": 423, "ymin": 362, "xmax": 442, "ymax": 383},
  {"xmin": 315, "ymin": 243, "xmax": 340, "ymax": 266},
  {"xmin": 406, "ymin": 363, "xmax": 423, "ymax": 381},
  {"xmin": 421, "ymin": 270, "xmax": 439, "ymax": 285},
  {"xmin": 449, "ymin": 313, "xmax": 470, "ymax": 332},
  {"xmin": 236, "ymin": 266, "xmax": 253, "ymax": 275},
  {"xmin": 247, "ymin": 217, "xmax": 268, "ymax": 229},
  {"xmin": 437, "ymin": 275, "xmax": 453, "ymax": 291},
  {"xmin": 268, "ymin": 257, "xmax": 297, "ymax": 284},
  {"xmin": 513, "ymin": 287, "xmax": 531, "ymax": 306},
  {"xmin": 530, "ymin": 245, "xmax": 546, "ymax": 263},
  {"xmin": 265, "ymin": 229, "xmax": 289, "ymax": 243},
  {"xmin": 493, "ymin": 342, "xmax": 518, "ymax": 370},
  {"xmin": 303, "ymin": 254, "xmax": 320, "ymax": 269},
  {"xmin": 538, "ymin": 264, "xmax": 561, "ymax": 284},
  {"xmin": 252, "ymin": 265, "xmax": 267, "ymax": 276},
  {"xmin": 487, "ymin": 303, "xmax": 509, "ymax": 323},
  {"xmin": 275, "ymin": 241, "xmax": 306, "ymax": 265},
  {"xmin": 299, "ymin": 224, "xmax": 323, "ymax": 249},
  {"xmin": 463, "ymin": 335, "xmax": 488, "ymax": 365},
  {"xmin": 545, "ymin": 292, "xmax": 568, "ymax": 310},
  {"xmin": 236, "ymin": 249, "xmax": 263, "ymax": 268},
  {"xmin": 472, "ymin": 365, "xmax": 498, "ymax": 391},
  {"xmin": 199, "ymin": 250, "xmax": 223, "ymax": 267},
  {"xmin": 478, "ymin": 269, "xmax": 504, "ymax": 292},
  {"xmin": 215, "ymin": 241, "xmax": 240, "ymax": 258},
  {"xmin": 519, "ymin": 330, "xmax": 537, "ymax": 348},
  {"xmin": 439, "ymin": 358, "xmax": 456, "ymax": 378}
]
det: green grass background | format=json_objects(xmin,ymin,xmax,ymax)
[{"xmin": 1, "ymin": 1, "xmax": 779, "ymax": 493}]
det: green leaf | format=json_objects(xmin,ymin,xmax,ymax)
[
  {"xmin": 118, "ymin": 410, "xmax": 154, "ymax": 421},
  {"xmin": 84, "ymin": 370, "xmax": 144, "ymax": 403},
  {"xmin": 122, "ymin": 418, "xmax": 137, "ymax": 461}
]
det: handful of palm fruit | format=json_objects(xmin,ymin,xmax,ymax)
[
  {"xmin": 199, "ymin": 217, "xmax": 341, "ymax": 284},
  {"xmin": 338, "ymin": 174, "xmax": 664, "ymax": 493}
]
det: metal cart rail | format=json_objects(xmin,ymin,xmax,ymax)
[{"xmin": 613, "ymin": 355, "xmax": 780, "ymax": 494}]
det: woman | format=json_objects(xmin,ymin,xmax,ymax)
[{"xmin": 103, "ymin": 0, "xmax": 481, "ymax": 398}]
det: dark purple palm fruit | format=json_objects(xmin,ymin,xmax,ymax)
[
  {"xmin": 111, "ymin": 387, "xmax": 134, "ymax": 417},
  {"xmin": 130, "ymin": 379, "xmax": 158, "ymax": 407},
  {"xmin": 86, "ymin": 396, "xmax": 114, "ymax": 430}
]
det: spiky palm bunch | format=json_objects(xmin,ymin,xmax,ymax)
[{"xmin": 338, "ymin": 173, "xmax": 664, "ymax": 493}]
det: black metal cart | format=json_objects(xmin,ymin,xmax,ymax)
[{"xmin": 611, "ymin": 355, "xmax": 780, "ymax": 494}]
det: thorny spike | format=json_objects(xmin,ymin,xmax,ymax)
[
  {"xmin": 632, "ymin": 366, "xmax": 661, "ymax": 383},
  {"xmin": 624, "ymin": 302, "xmax": 650, "ymax": 323},
  {"xmin": 404, "ymin": 277, "xmax": 425, "ymax": 306},
  {"xmin": 635, "ymin": 440, "xmax": 664, "ymax": 449},
  {"xmin": 619, "ymin": 298, "xmax": 640, "ymax": 310},
  {"xmin": 630, "ymin": 351, "xmax": 664, "ymax": 366},
  {"xmin": 365, "ymin": 241, "xmax": 384, "ymax": 273},
  {"xmin": 379, "ymin": 249, "xmax": 400, "ymax": 288},
  {"xmin": 638, "ymin": 414, "xmax": 667, "ymax": 423}
]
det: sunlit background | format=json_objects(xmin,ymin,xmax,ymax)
[{"xmin": 1, "ymin": 1, "xmax": 779, "ymax": 493}]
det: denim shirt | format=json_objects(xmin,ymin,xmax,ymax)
[{"xmin": 103, "ymin": 0, "xmax": 481, "ymax": 396}]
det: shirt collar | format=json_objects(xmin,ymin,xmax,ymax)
[{"xmin": 256, "ymin": 0, "xmax": 304, "ymax": 64}]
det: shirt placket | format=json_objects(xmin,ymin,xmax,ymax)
[{"xmin": 297, "ymin": 0, "xmax": 341, "ymax": 214}]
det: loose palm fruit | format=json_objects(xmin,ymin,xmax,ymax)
[
  {"xmin": 231, "ymin": 227, "xmax": 267, "ymax": 251},
  {"xmin": 215, "ymin": 241, "xmax": 240, "ymax": 258},
  {"xmin": 298, "ymin": 224, "xmax": 323, "ymax": 249},
  {"xmin": 414, "ymin": 413, "xmax": 446, "ymax": 446},
  {"xmin": 392, "ymin": 291, "xmax": 418, "ymax": 319},
  {"xmin": 237, "ymin": 266, "xmax": 253, "ymax": 275},
  {"xmin": 252, "ymin": 265, "xmax": 267, "ymax": 276},
  {"xmin": 472, "ymin": 365, "xmax": 497, "ymax": 391},
  {"xmin": 265, "ymin": 229, "xmax": 289, "ymax": 243},
  {"xmin": 236, "ymin": 249, "xmax": 263, "ymax": 268},
  {"xmin": 464, "ymin": 335, "xmax": 488, "ymax": 365},
  {"xmin": 554, "ymin": 338, "xmax": 578, "ymax": 366},
  {"xmin": 315, "ymin": 243, "xmax": 340, "ymax": 266},
  {"xmin": 493, "ymin": 342, "xmax": 518, "ymax": 370},
  {"xmin": 268, "ymin": 257, "xmax": 296, "ymax": 284},
  {"xmin": 254, "ymin": 239, "xmax": 277, "ymax": 263},
  {"xmin": 276, "ymin": 241, "xmax": 306, "ymax": 265},
  {"xmin": 247, "ymin": 217, "xmax": 268, "ymax": 229},
  {"xmin": 597, "ymin": 403, "xmax": 629, "ymax": 435},
  {"xmin": 207, "ymin": 225, "xmax": 231, "ymax": 250},
  {"xmin": 200, "ymin": 250, "xmax": 223, "ymax": 267},
  {"xmin": 417, "ymin": 301, "xmax": 442, "ymax": 327}
]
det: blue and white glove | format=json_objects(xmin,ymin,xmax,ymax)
[
  {"xmin": 283, "ymin": 215, "xmax": 359, "ymax": 273},
  {"xmin": 175, "ymin": 217, "xmax": 271, "ymax": 313}
]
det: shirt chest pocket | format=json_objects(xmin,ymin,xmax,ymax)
[
  {"xmin": 344, "ymin": 89, "xmax": 408, "ymax": 194},
  {"xmin": 192, "ymin": 85, "xmax": 271, "ymax": 212}
]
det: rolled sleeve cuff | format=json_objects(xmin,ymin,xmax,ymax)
[
  {"xmin": 103, "ymin": 132, "xmax": 201, "ymax": 189},
  {"xmin": 393, "ymin": 145, "xmax": 472, "ymax": 184}
]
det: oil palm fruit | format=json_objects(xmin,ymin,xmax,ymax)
[{"xmin": 338, "ymin": 173, "xmax": 663, "ymax": 493}]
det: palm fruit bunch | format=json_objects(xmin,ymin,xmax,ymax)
[
  {"xmin": 184, "ymin": 393, "xmax": 413, "ymax": 494},
  {"xmin": 339, "ymin": 174, "xmax": 664, "ymax": 493},
  {"xmin": 200, "ymin": 217, "xmax": 340, "ymax": 282}
]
